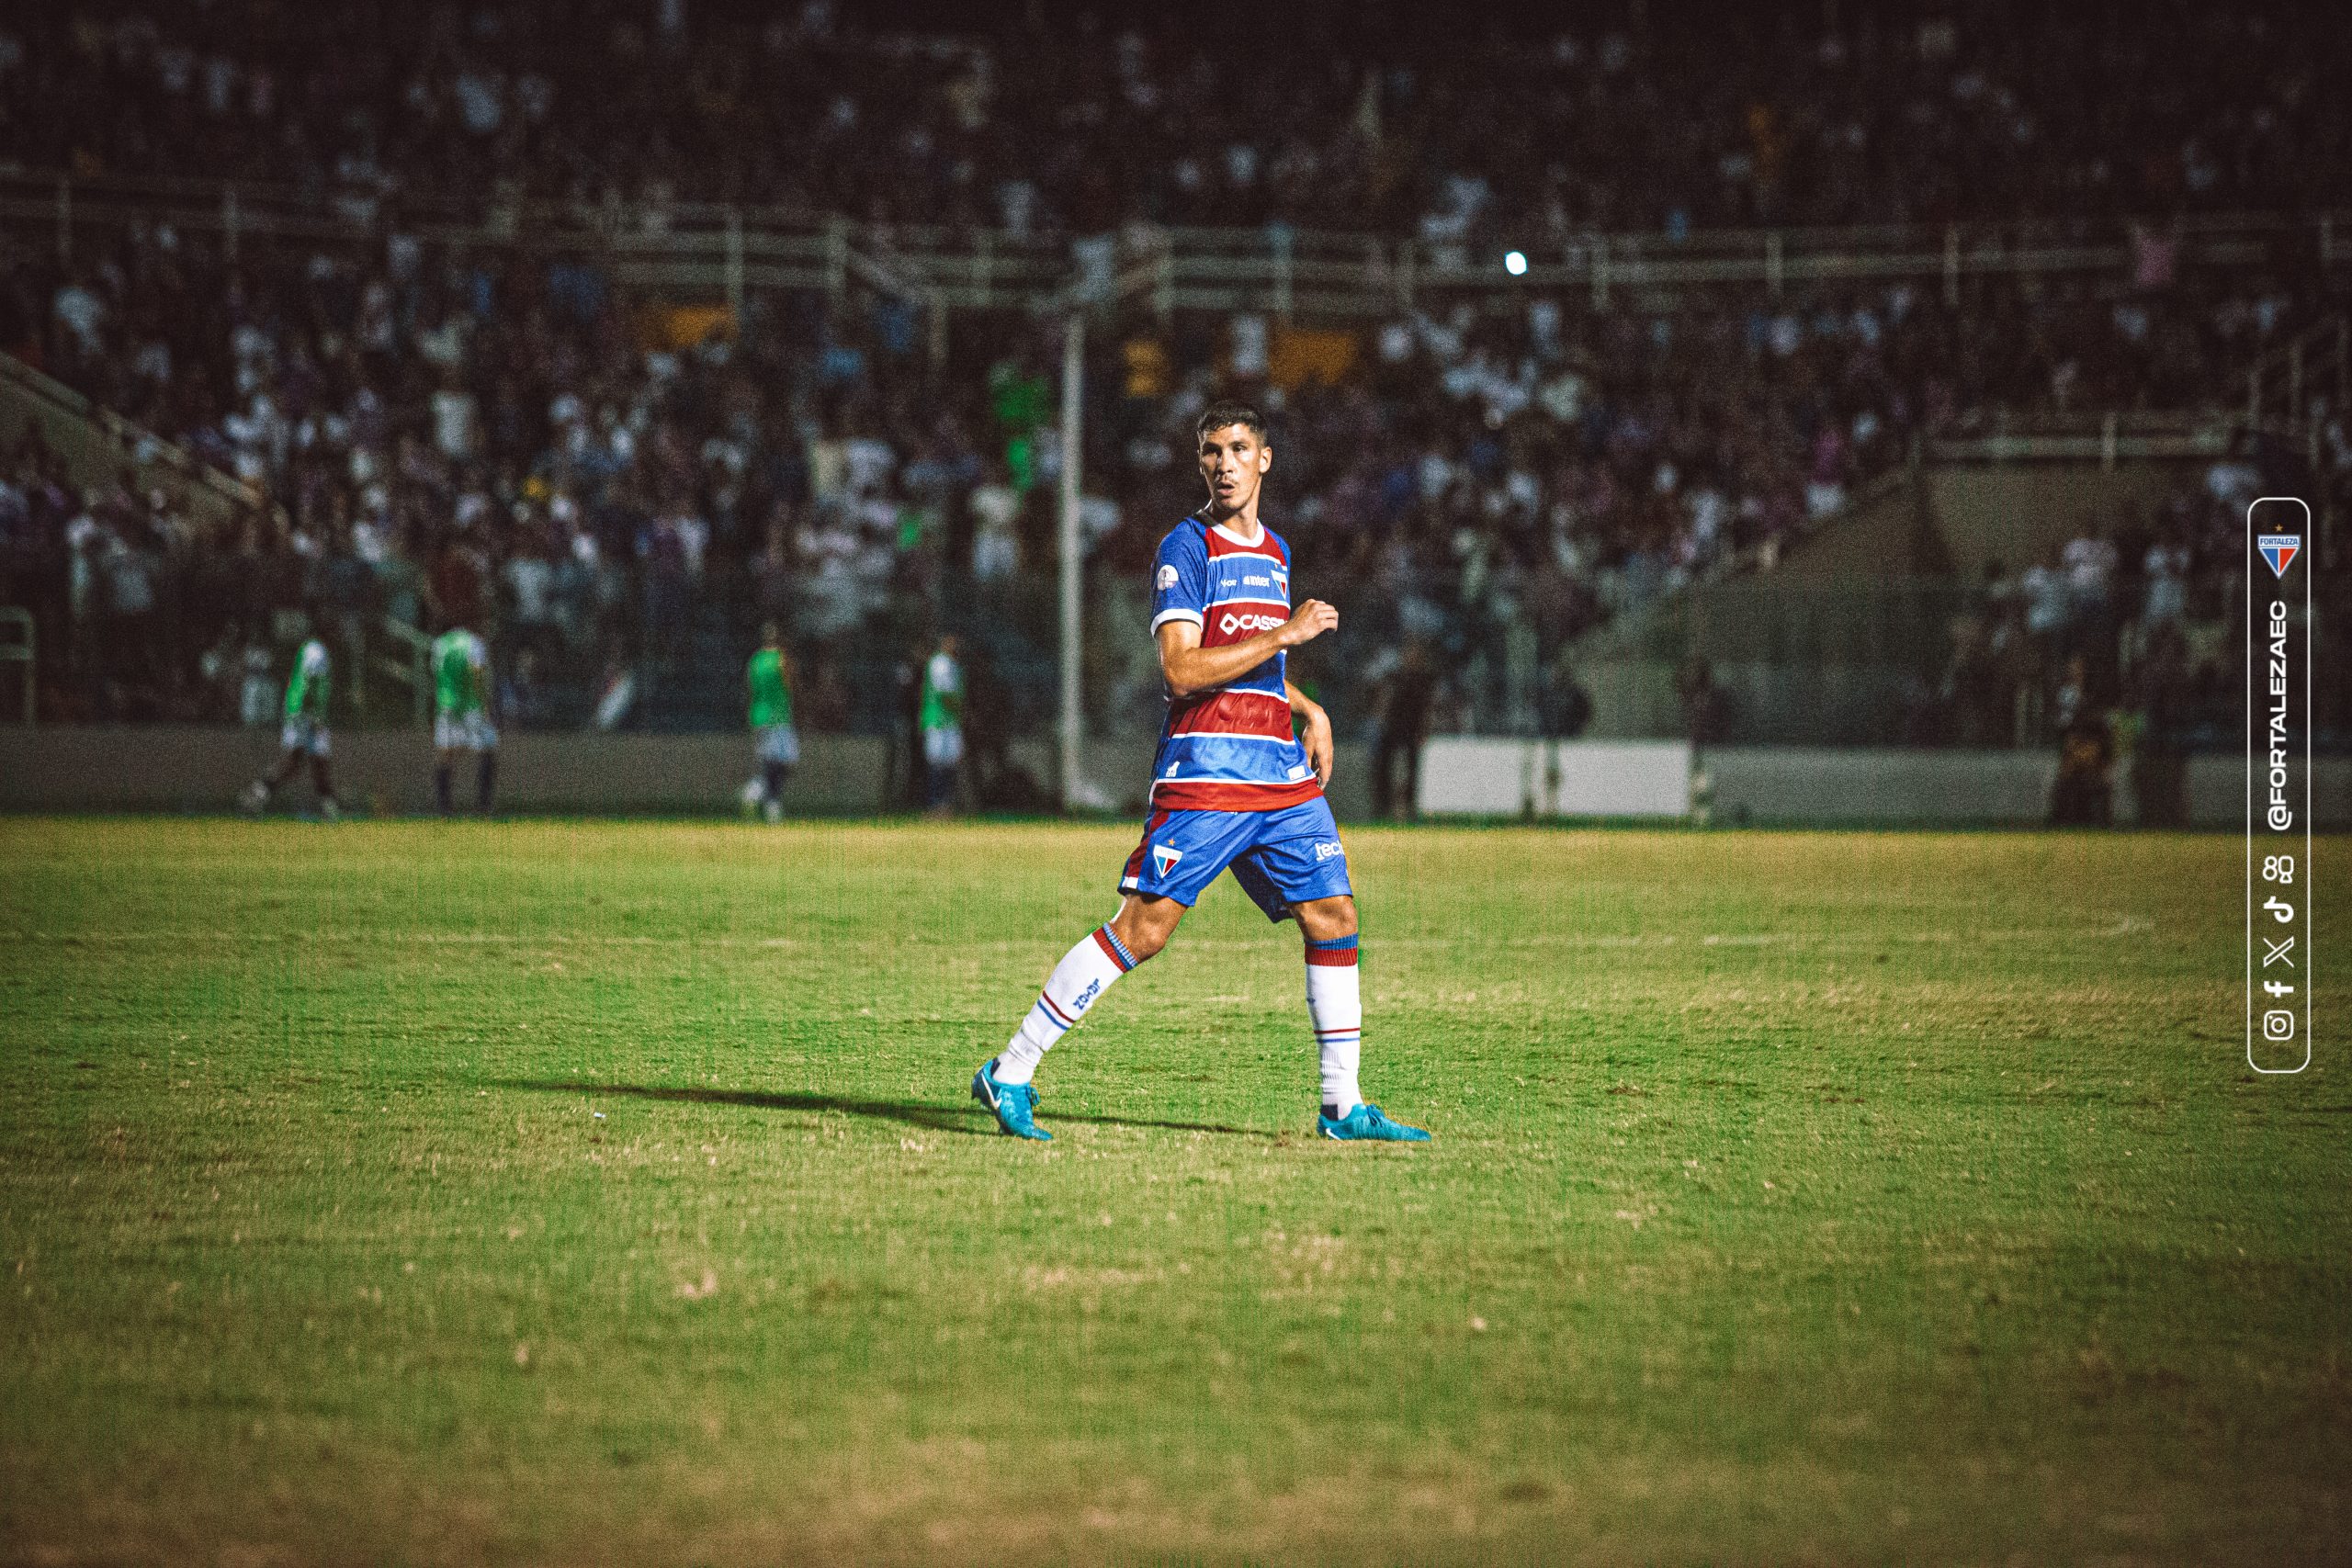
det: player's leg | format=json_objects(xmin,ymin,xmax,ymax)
[
  {"xmin": 989, "ymin": 891, "xmax": 1184, "ymax": 1089},
  {"xmin": 1234, "ymin": 799, "xmax": 1430, "ymax": 1141},
  {"xmin": 433, "ymin": 713, "xmax": 457, "ymax": 815},
  {"xmin": 762, "ymin": 761, "xmax": 787, "ymax": 820},
  {"xmin": 245, "ymin": 739, "xmax": 303, "ymax": 813},
  {"xmin": 759, "ymin": 724, "xmax": 796, "ymax": 823},
  {"xmin": 922, "ymin": 726, "xmax": 956, "ymax": 813},
  {"xmin": 1295, "ymin": 889, "xmax": 1426, "ymax": 1141},
  {"xmin": 308, "ymin": 729, "xmax": 340, "ymax": 818},
  {"xmin": 972, "ymin": 808, "xmax": 1240, "ymax": 1139},
  {"xmin": 1293, "ymin": 894, "xmax": 1364, "ymax": 1117},
  {"xmin": 472, "ymin": 715, "xmax": 500, "ymax": 813}
]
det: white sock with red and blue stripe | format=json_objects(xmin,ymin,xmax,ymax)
[
  {"xmin": 1306, "ymin": 935, "xmax": 1363, "ymax": 1117},
  {"xmin": 993, "ymin": 924, "xmax": 1140, "ymax": 1086}
]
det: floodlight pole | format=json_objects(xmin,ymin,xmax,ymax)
[{"xmin": 1057, "ymin": 311, "xmax": 1085, "ymax": 812}]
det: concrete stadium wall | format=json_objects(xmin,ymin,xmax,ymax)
[
  {"xmin": 1919, "ymin": 462, "xmax": 2204, "ymax": 581},
  {"xmin": 1702, "ymin": 747, "xmax": 2046, "ymax": 824},
  {"xmin": 1703, "ymin": 748, "xmax": 2352, "ymax": 827},
  {"xmin": 0, "ymin": 726, "xmax": 1376, "ymax": 819},
  {"xmin": 1411, "ymin": 737, "xmax": 2350, "ymax": 827},
  {"xmin": 1582, "ymin": 658, "xmax": 1932, "ymax": 745},
  {"xmin": 1773, "ymin": 469, "xmax": 1949, "ymax": 578},
  {"xmin": 2, "ymin": 726, "xmax": 2341, "ymax": 827},
  {"xmin": 0, "ymin": 725, "xmax": 884, "ymax": 815},
  {"xmin": 1778, "ymin": 458, "xmax": 2204, "ymax": 583},
  {"xmin": 1419, "ymin": 738, "xmax": 1692, "ymax": 818}
]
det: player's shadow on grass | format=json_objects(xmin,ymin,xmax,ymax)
[{"xmin": 494, "ymin": 1079, "xmax": 1272, "ymax": 1139}]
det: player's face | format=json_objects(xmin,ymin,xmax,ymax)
[{"xmin": 1197, "ymin": 424, "xmax": 1272, "ymax": 517}]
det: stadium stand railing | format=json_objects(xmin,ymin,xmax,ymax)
[
  {"xmin": 2, "ymin": 167, "xmax": 2344, "ymax": 325},
  {"xmin": 0, "ymin": 350, "xmax": 272, "ymax": 541},
  {"xmin": 2245, "ymin": 316, "xmax": 2350, "ymax": 444}
]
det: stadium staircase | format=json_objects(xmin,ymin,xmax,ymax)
[
  {"xmin": 1566, "ymin": 314, "xmax": 2347, "ymax": 745},
  {"xmin": 0, "ymin": 350, "xmax": 264, "ymax": 538},
  {"xmin": 0, "ymin": 348, "xmax": 446, "ymax": 729}
]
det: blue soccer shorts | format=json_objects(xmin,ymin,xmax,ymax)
[{"xmin": 1117, "ymin": 795, "xmax": 1352, "ymax": 921}]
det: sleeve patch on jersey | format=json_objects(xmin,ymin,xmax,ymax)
[{"xmin": 1157, "ymin": 563, "xmax": 1180, "ymax": 590}]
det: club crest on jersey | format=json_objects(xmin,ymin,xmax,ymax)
[
  {"xmin": 1151, "ymin": 844, "xmax": 1184, "ymax": 878},
  {"xmin": 2259, "ymin": 535, "xmax": 2301, "ymax": 579}
]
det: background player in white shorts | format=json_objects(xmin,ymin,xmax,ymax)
[
  {"xmin": 431, "ymin": 626, "xmax": 499, "ymax": 816},
  {"xmin": 742, "ymin": 622, "xmax": 799, "ymax": 823},
  {"xmin": 242, "ymin": 631, "xmax": 340, "ymax": 819},
  {"xmin": 919, "ymin": 634, "xmax": 964, "ymax": 814}
]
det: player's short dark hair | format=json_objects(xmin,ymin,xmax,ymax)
[{"xmin": 1195, "ymin": 400, "xmax": 1268, "ymax": 445}]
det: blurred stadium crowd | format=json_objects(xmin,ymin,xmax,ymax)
[
  {"xmin": 0, "ymin": 1, "xmax": 2343, "ymax": 758},
  {"xmin": 6, "ymin": 1, "xmax": 2344, "ymax": 231}
]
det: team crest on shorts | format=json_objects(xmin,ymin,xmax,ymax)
[{"xmin": 1152, "ymin": 844, "xmax": 1184, "ymax": 878}]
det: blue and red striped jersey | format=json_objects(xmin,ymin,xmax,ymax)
[{"xmin": 1146, "ymin": 514, "xmax": 1319, "ymax": 811}]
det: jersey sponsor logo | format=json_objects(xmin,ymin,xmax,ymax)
[
  {"xmin": 1288, "ymin": 762, "xmax": 1310, "ymax": 780},
  {"xmin": 1218, "ymin": 609, "xmax": 1285, "ymax": 637},
  {"xmin": 1314, "ymin": 840, "xmax": 1345, "ymax": 861},
  {"xmin": 1242, "ymin": 574, "xmax": 1270, "ymax": 587},
  {"xmin": 1151, "ymin": 843, "xmax": 1184, "ymax": 878},
  {"xmin": 1157, "ymin": 563, "xmax": 1180, "ymax": 590}
]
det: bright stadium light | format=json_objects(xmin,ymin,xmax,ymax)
[{"xmin": 1504, "ymin": 250, "xmax": 1528, "ymax": 276}]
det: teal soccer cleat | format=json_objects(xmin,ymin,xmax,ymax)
[
  {"xmin": 971, "ymin": 1059, "xmax": 1052, "ymax": 1141},
  {"xmin": 1317, "ymin": 1103, "xmax": 1431, "ymax": 1142}
]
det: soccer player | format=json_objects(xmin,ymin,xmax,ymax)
[
  {"xmin": 969, "ymin": 401, "xmax": 1430, "ymax": 1143},
  {"xmin": 431, "ymin": 624, "xmax": 499, "ymax": 816},
  {"xmin": 745, "ymin": 622, "xmax": 799, "ymax": 823},
  {"xmin": 919, "ymin": 634, "xmax": 965, "ymax": 814},
  {"xmin": 242, "ymin": 628, "xmax": 340, "ymax": 819}
]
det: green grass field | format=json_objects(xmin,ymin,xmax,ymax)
[{"xmin": 2, "ymin": 818, "xmax": 2346, "ymax": 1565}]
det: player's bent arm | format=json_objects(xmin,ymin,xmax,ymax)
[
  {"xmin": 1156, "ymin": 600, "xmax": 1338, "ymax": 698},
  {"xmin": 1288, "ymin": 680, "xmax": 1336, "ymax": 789}
]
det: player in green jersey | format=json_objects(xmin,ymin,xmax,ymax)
[
  {"xmin": 742, "ymin": 623, "xmax": 799, "ymax": 824},
  {"xmin": 430, "ymin": 626, "xmax": 499, "ymax": 816},
  {"xmin": 241, "ymin": 633, "xmax": 340, "ymax": 819},
  {"xmin": 919, "ymin": 633, "xmax": 964, "ymax": 814}
]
